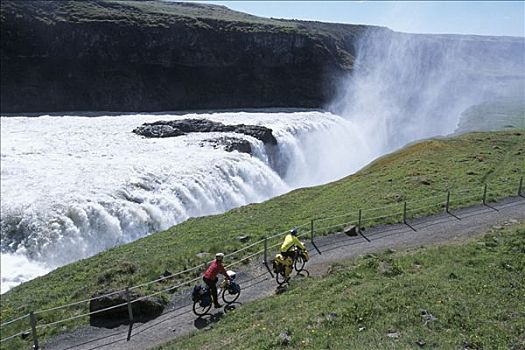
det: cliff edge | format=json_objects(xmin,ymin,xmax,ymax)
[{"xmin": 0, "ymin": 0, "xmax": 367, "ymax": 113}]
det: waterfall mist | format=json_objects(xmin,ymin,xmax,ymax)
[{"xmin": 329, "ymin": 28, "xmax": 525, "ymax": 158}]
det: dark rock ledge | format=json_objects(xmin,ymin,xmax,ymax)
[
  {"xmin": 201, "ymin": 136, "xmax": 253, "ymax": 154},
  {"xmin": 133, "ymin": 119, "xmax": 277, "ymax": 154}
]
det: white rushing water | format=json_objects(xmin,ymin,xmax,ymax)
[{"xmin": 0, "ymin": 111, "xmax": 373, "ymax": 292}]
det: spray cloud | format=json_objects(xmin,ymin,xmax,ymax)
[{"xmin": 329, "ymin": 28, "xmax": 525, "ymax": 157}]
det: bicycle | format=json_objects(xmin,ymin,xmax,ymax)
[
  {"xmin": 192, "ymin": 270, "xmax": 241, "ymax": 316},
  {"xmin": 293, "ymin": 247, "xmax": 308, "ymax": 273},
  {"xmin": 273, "ymin": 247, "xmax": 309, "ymax": 286}
]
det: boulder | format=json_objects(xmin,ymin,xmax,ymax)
[
  {"xmin": 161, "ymin": 270, "xmax": 173, "ymax": 278},
  {"xmin": 344, "ymin": 225, "xmax": 358, "ymax": 236},
  {"xmin": 278, "ymin": 331, "xmax": 292, "ymax": 346},
  {"xmin": 234, "ymin": 124, "xmax": 277, "ymax": 145},
  {"xmin": 238, "ymin": 235, "xmax": 250, "ymax": 243},
  {"xmin": 420, "ymin": 309, "xmax": 438, "ymax": 326},
  {"xmin": 89, "ymin": 290, "xmax": 164, "ymax": 328},
  {"xmin": 201, "ymin": 136, "xmax": 252, "ymax": 154},
  {"xmin": 223, "ymin": 138, "xmax": 252, "ymax": 154},
  {"xmin": 225, "ymin": 141, "xmax": 251, "ymax": 153},
  {"xmin": 132, "ymin": 124, "xmax": 185, "ymax": 138},
  {"xmin": 387, "ymin": 331, "xmax": 400, "ymax": 339}
]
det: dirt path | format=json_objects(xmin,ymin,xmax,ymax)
[{"xmin": 43, "ymin": 196, "xmax": 525, "ymax": 350}]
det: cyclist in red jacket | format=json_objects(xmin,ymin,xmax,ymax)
[{"xmin": 203, "ymin": 253, "xmax": 231, "ymax": 308}]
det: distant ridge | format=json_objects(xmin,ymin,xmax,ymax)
[{"xmin": 1, "ymin": 0, "xmax": 523, "ymax": 113}]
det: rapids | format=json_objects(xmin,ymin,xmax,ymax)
[{"xmin": 0, "ymin": 111, "xmax": 371, "ymax": 292}]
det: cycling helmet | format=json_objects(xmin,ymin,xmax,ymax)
[
  {"xmin": 289, "ymin": 228, "xmax": 298, "ymax": 236},
  {"xmin": 215, "ymin": 252, "xmax": 225, "ymax": 261}
]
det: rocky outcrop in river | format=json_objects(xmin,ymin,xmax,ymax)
[
  {"xmin": 133, "ymin": 118, "xmax": 276, "ymax": 155},
  {"xmin": 134, "ymin": 118, "xmax": 276, "ymax": 144}
]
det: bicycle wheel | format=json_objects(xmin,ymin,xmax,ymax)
[
  {"xmin": 275, "ymin": 271, "xmax": 289, "ymax": 286},
  {"xmin": 222, "ymin": 286, "xmax": 241, "ymax": 304},
  {"xmin": 294, "ymin": 255, "xmax": 305, "ymax": 272},
  {"xmin": 193, "ymin": 300, "xmax": 212, "ymax": 317}
]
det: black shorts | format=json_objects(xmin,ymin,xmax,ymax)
[
  {"xmin": 281, "ymin": 250, "xmax": 295, "ymax": 259},
  {"xmin": 203, "ymin": 276, "xmax": 218, "ymax": 287}
]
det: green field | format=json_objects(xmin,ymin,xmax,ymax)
[
  {"xmin": 157, "ymin": 222, "xmax": 525, "ymax": 350},
  {"xmin": 1, "ymin": 0, "xmax": 366, "ymax": 39},
  {"xmin": 456, "ymin": 99, "xmax": 525, "ymax": 134},
  {"xmin": 1, "ymin": 130, "xmax": 524, "ymax": 349}
]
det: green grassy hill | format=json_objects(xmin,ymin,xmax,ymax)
[
  {"xmin": 157, "ymin": 222, "xmax": 525, "ymax": 350},
  {"xmin": 1, "ymin": 130, "xmax": 524, "ymax": 348},
  {"xmin": 456, "ymin": 99, "xmax": 525, "ymax": 133}
]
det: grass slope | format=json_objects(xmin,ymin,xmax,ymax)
[
  {"xmin": 456, "ymin": 99, "xmax": 525, "ymax": 134},
  {"xmin": 0, "ymin": 0, "xmax": 368, "ymax": 38},
  {"xmin": 1, "ymin": 131, "xmax": 524, "ymax": 348},
  {"xmin": 157, "ymin": 222, "xmax": 525, "ymax": 350}
]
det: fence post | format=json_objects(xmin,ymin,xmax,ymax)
[
  {"xmin": 264, "ymin": 237, "xmax": 268, "ymax": 265},
  {"xmin": 309, "ymin": 219, "xmax": 322, "ymax": 254},
  {"xmin": 126, "ymin": 287, "xmax": 134, "ymax": 341},
  {"xmin": 519, "ymin": 177, "xmax": 523, "ymax": 197},
  {"xmin": 263, "ymin": 237, "xmax": 274, "ymax": 277},
  {"xmin": 482, "ymin": 183, "xmax": 487, "ymax": 205},
  {"xmin": 402, "ymin": 201, "xmax": 416, "ymax": 231},
  {"xmin": 29, "ymin": 311, "xmax": 39, "ymax": 350},
  {"xmin": 357, "ymin": 209, "xmax": 362, "ymax": 232},
  {"xmin": 446, "ymin": 190, "xmax": 461, "ymax": 220}
]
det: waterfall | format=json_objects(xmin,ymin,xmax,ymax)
[{"xmin": 0, "ymin": 111, "xmax": 367, "ymax": 292}]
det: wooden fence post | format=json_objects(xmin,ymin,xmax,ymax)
[
  {"xmin": 483, "ymin": 184, "xmax": 487, "ymax": 205},
  {"xmin": 29, "ymin": 311, "xmax": 39, "ymax": 350},
  {"xmin": 357, "ymin": 209, "xmax": 362, "ymax": 233},
  {"xmin": 310, "ymin": 219, "xmax": 322, "ymax": 254},
  {"xmin": 263, "ymin": 237, "xmax": 274, "ymax": 277},
  {"xmin": 519, "ymin": 177, "xmax": 523, "ymax": 197},
  {"xmin": 310, "ymin": 219, "xmax": 314, "ymax": 242},
  {"xmin": 403, "ymin": 201, "xmax": 407, "ymax": 224},
  {"xmin": 264, "ymin": 237, "xmax": 268, "ymax": 265},
  {"xmin": 126, "ymin": 287, "xmax": 134, "ymax": 341},
  {"xmin": 402, "ymin": 201, "xmax": 417, "ymax": 232}
]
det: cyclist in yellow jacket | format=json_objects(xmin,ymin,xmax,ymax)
[{"xmin": 280, "ymin": 228, "xmax": 305, "ymax": 277}]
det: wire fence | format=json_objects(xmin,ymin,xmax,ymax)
[{"xmin": 1, "ymin": 176, "xmax": 523, "ymax": 348}]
